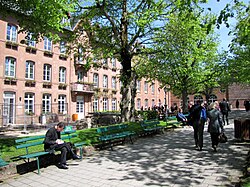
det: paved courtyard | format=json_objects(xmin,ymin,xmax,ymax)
[{"xmin": 1, "ymin": 110, "xmax": 250, "ymax": 186}]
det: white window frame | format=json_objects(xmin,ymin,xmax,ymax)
[
  {"xmin": 111, "ymin": 58, "xmax": 116, "ymax": 68},
  {"xmin": 136, "ymin": 80, "xmax": 141, "ymax": 92},
  {"xmin": 78, "ymin": 47, "xmax": 83, "ymax": 62},
  {"xmin": 25, "ymin": 61, "xmax": 35, "ymax": 79},
  {"xmin": 58, "ymin": 95, "xmax": 67, "ymax": 113},
  {"xmin": 42, "ymin": 94, "xmax": 51, "ymax": 113},
  {"xmin": 137, "ymin": 99, "xmax": 141, "ymax": 110},
  {"xmin": 111, "ymin": 77, "xmax": 116, "ymax": 89},
  {"xmin": 7, "ymin": 24, "xmax": 17, "ymax": 42},
  {"xmin": 59, "ymin": 67, "xmax": 66, "ymax": 83},
  {"xmin": 77, "ymin": 70, "xmax": 84, "ymax": 82},
  {"xmin": 144, "ymin": 82, "xmax": 148, "ymax": 93},
  {"xmin": 112, "ymin": 98, "xmax": 116, "ymax": 111},
  {"xmin": 5, "ymin": 57, "xmax": 16, "ymax": 77},
  {"xmin": 93, "ymin": 98, "xmax": 99, "ymax": 112},
  {"xmin": 93, "ymin": 73, "xmax": 99, "ymax": 87},
  {"xmin": 145, "ymin": 99, "xmax": 148, "ymax": 109},
  {"xmin": 60, "ymin": 41, "xmax": 66, "ymax": 54},
  {"xmin": 151, "ymin": 83, "xmax": 155, "ymax": 94},
  {"xmin": 103, "ymin": 98, "xmax": 108, "ymax": 111},
  {"xmin": 43, "ymin": 64, "xmax": 51, "ymax": 82},
  {"xmin": 27, "ymin": 33, "xmax": 36, "ymax": 47},
  {"xmin": 103, "ymin": 75, "xmax": 108, "ymax": 88},
  {"xmin": 24, "ymin": 93, "xmax": 34, "ymax": 113},
  {"xmin": 103, "ymin": 59, "xmax": 108, "ymax": 65},
  {"xmin": 44, "ymin": 37, "xmax": 52, "ymax": 51}
]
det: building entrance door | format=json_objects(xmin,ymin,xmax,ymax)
[
  {"xmin": 76, "ymin": 96, "xmax": 84, "ymax": 120},
  {"xmin": 3, "ymin": 92, "xmax": 15, "ymax": 126}
]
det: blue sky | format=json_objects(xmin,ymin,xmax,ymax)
[{"xmin": 203, "ymin": 0, "xmax": 248, "ymax": 51}]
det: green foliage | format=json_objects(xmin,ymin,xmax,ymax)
[
  {"xmin": 136, "ymin": 7, "xmax": 221, "ymax": 112},
  {"xmin": 0, "ymin": 0, "xmax": 77, "ymax": 40},
  {"xmin": 227, "ymin": 1, "xmax": 250, "ymax": 84},
  {"xmin": 136, "ymin": 110, "xmax": 158, "ymax": 120}
]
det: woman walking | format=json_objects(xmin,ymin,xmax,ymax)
[{"xmin": 207, "ymin": 102, "xmax": 224, "ymax": 152}]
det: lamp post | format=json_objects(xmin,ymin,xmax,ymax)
[
  {"xmin": 164, "ymin": 87, "xmax": 168, "ymax": 123},
  {"xmin": 164, "ymin": 87, "xmax": 168, "ymax": 111}
]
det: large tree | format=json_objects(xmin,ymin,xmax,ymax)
[
  {"xmin": 72, "ymin": 0, "xmax": 211, "ymax": 121},
  {"xmin": 227, "ymin": 1, "xmax": 250, "ymax": 84},
  {"xmin": 0, "ymin": 0, "xmax": 211, "ymax": 121},
  {"xmin": 136, "ymin": 8, "xmax": 221, "ymax": 112}
]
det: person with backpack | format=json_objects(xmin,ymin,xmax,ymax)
[{"xmin": 188, "ymin": 100, "xmax": 204, "ymax": 151}]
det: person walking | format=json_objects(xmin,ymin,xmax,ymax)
[
  {"xmin": 236, "ymin": 99, "xmax": 239, "ymax": 109},
  {"xmin": 219, "ymin": 98, "xmax": 231, "ymax": 125},
  {"xmin": 189, "ymin": 100, "xmax": 203, "ymax": 151},
  {"xmin": 207, "ymin": 102, "xmax": 224, "ymax": 152},
  {"xmin": 43, "ymin": 122, "xmax": 81, "ymax": 169}
]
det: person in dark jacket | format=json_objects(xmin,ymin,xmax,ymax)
[
  {"xmin": 207, "ymin": 102, "xmax": 224, "ymax": 152},
  {"xmin": 219, "ymin": 98, "xmax": 231, "ymax": 125},
  {"xmin": 44, "ymin": 122, "xmax": 80, "ymax": 169},
  {"xmin": 189, "ymin": 100, "xmax": 203, "ymax": 151}
]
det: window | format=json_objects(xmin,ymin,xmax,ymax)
[
  {"xmin": 209, "ymin": 94, "xmax": 217, "ymax": 103},
  {"xmin": 27, "ymin": 33, "xmax": 36, "ymax": 47},
  {"xmin": 59, "ymin": 67, "xmax": 66, "ymax": 83},
  {"xmin": 112, "ymin": 98, "xmax": 116, "ymax": 111},
  {"xmin": 103, "ymin": 59, "xmax": 108, "ymax": 65},
  {"xmin": 145, "ymin": 99, "xmax": 148, "ymax": 109},
  {"xmin": 60, "ymin": 41, "xmax": 66, "ymax": 54},
  {"xmin": 111, "ymin": 77, "xmax": 116, "ymax": 89},
  {"xmin": 120, "ymin": 80, "xmax": 123, "ymax": 89},
  {"xmin": 58, "ymin": 95, "xmax": 67, "ymax": 113},
  {"xmin": 194, "ymin": 95, "xmax": 203, "ymax": 103},
  {"xmin": 111, "ymin": 58, "xmax": 116, "ymax": 68},
  {"xmin": 44, "ymin": 37, "xmax": 52, "ymax": 51},
  {"xmin": 42, "ymin": 94, "xmax": 51, "ymax": 113},
  {"xmin": 5, "ymin": 57, "xmax": 16, "ymax": 77},
  {"xmin": 152, "ymin": 99, "xmax": 155, "ymax": 108},
  {"xmin": 25, "ymin": 61, "xmax": 35, "ymax": 79},
  {"xmin": 144, "ymin": 81, "xmax": 148, "ymax": 93},
  {"xmin": 136, "ymin": 80, "xmax": 141, "ymax": 92},
  {"xmin": 77, "ymin": 70, "xmax": 84, "ymax": 82},
  {"xmin": 103, "ymin": 98, "xmax": 108, "ymax": 111},
  {"xmin": 43, "ymin": 64, "xmax": 51, "ymax": 81},
  {"xmin": 137, "ymin": 99, "xmax": 141, "ymax": 110},
  {"xmin": 78, "ymin": 47, "xmax": 83, "ymax": 62},
  {"xmin": 93, "ymin": 73, "xmax": 99, "ymax": 87},
  {"xmin": 103, "ymin": 75, "xmax": 108, "ymax": 88},
  {"xmin": 6, "ymin": 24, "xmax": 17, "ymax": 42},
  {"xmin": 24, "ymin": 93, "xmax": 34, "ymax": 113},
  {"xmin": 93, "ymin": 98, "xmax": 98, "ymax": 112},
  {"xmin": 151, "ymin": 83, "xmax": 155, "ymax": 94}
]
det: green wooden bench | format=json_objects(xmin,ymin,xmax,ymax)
[
  {"xmin": 15, "ymin": 128, "xmax": 85, "ymax": 174},
  {"xmin": 0, "ymin": 157, "xmax": 8, "ymax": 167},
  {"xmin": 166, "ymin": 116, "xmax": 182, "ymax": 127},
  {"xmin": 97, "ymin": 124, "xmax": 135, "ymax": 151},
  {"xmin": 141, "ymin": 119, "xmax": 164, "ymax": 135}
]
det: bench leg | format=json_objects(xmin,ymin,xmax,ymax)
[
  {"xmin": 109, "ymin": 140, "xmax": 113, "ymax": 151},
  {"xmin": 129, "ymin": 135, "xmax": 133, "ymax": 144},
  {"xmin": 36, "ymin": 157, "xmax": 40, "ymax": 175},
  {"xmin": 79, "ymin": 147, "xmax": 83, "ymax": 161}
]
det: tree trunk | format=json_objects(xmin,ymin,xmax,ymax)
[
  {"xmin": 182, "ymin": 89, "xmax": 189, "ymax": 113},
  {"xmin": 120, "ymin": 51, "xmax": 137, "ymax": 122}
]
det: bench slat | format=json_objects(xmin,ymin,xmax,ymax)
[
  {"xmin": 19, "ymin": 151, "xmax": 50, "ymax": 159},
  {"xmin": 16, "ymin": 141, "xmax": 44, "ymax": 149},
  {"xmin": 15, "ymin": 135, "xmax": 45, "ymax": 143}
]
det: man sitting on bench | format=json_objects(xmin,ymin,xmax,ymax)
[
  {"xmin": 43, "ymin": 122, "xmax": 81, "ymax": 169},
  {"xmin": 176, "ymin": 108, "xmax": 188, "ymax": 125}
]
